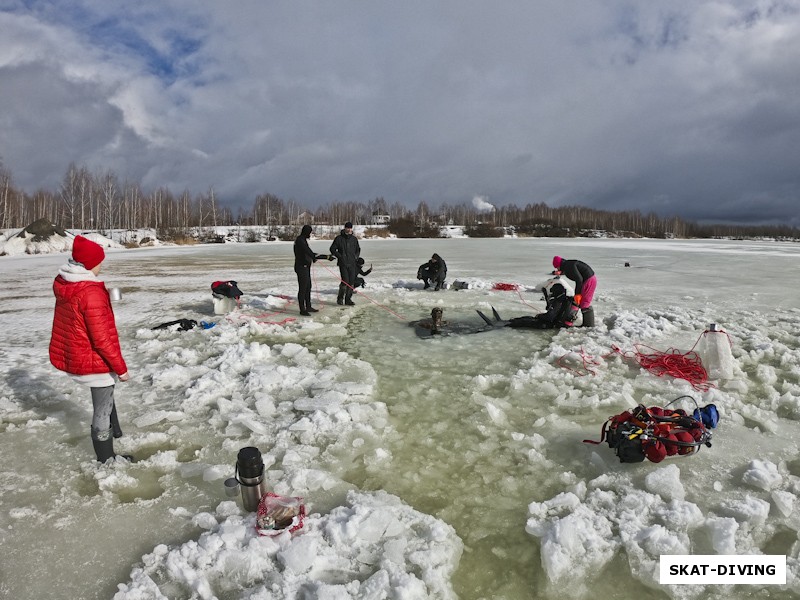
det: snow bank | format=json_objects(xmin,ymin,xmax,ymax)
[{"xmin": 115, "ymin": 490, "xmax": 463, "ymax": 599}]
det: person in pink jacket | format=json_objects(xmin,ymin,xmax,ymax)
[{"xmin": 49, "ymin": 235, "xmax": 133, "ymax": 463}]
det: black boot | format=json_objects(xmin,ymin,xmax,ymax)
[
  {"xmin": 92, "ymin": 428, "xmax": 135, "ymax": 463},
  {"xmin": 92, "ymin": 436, "xmax": 116, "ymax": 463},
  {"xmin": 110, "ymin": 404, "xmax": 123, "ymax": 438},
  {"xmin": 337, "ymin": 287, "xmax": 345, "ymax": 305}
]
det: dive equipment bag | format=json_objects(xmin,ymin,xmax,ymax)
[{"xmin": 584, "ymin": 397, "xmax": 717, "ymax": 463}]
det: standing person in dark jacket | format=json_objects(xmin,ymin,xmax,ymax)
[
  {"xmin": 293, "ymin": 224, "xmax": 332, "ymax": 316},
  {"xmin": 49, "ymin": 235, "xmax": 133, "ymax": 463},
  {"xmin": 552, "ymin": 256, "xmax": 597, "ymax": 326},
  {"xmin": 330, "ymin": 221, "xmax": 361, "ymax": 305}
]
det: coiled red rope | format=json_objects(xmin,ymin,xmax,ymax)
[
  {"xmin": 557, "ymin": 331, "xmax": 722, "ymax": 391},
  {"xmin": 607, "ymin": 340, "xmax": 713, "ymax": 391}
]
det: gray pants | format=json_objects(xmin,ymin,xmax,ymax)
[{"xmin": 90, "ymin": 385, "xmax": 115, "ymax": 441}]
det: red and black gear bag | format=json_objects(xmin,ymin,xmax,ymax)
[{"xmin": 584, "ymin": 399, "xmax": 715, "ymax": 464}]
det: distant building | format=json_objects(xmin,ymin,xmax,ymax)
[
  {"xmin": 296, "ymin": 211, "xmax": 315, "ymax": 225},
  {"xmin": 371, "ymin": 213, "xmax": 390, "ymax": 225}
]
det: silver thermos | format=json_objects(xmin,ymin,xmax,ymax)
[{"xmin": 234, "ymin": 446, "xmax": 267, "ymax": 512}]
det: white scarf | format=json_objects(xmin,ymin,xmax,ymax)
[{"xmin": 58, "ymin": 259, "xmax": 102, "ymax": 283}]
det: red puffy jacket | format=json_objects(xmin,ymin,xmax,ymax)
[{"xmin": 49, "ymin": 276, "xmax": 128, "ymax": 376}]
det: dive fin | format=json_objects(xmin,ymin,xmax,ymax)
[
  {"xmin": 476, "ymin": 310, "xmax": 494, "ymax": 326},
  {"xmin": 492, "ymin": 306, "xmax": 503, "ymax": 322}
]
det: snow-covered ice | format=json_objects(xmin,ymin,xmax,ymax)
[{"xmin": 1, "ymin": 237, "xmax": 800, "ymax": 599}]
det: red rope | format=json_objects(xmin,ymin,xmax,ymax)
[
  {"xmin": 689, "ymin": 329, "xmax": 733, "ymax": 353},
  {"xmin": 311, "ymin": 263, "xmax": 327, "ymax": 309},
  {"xmin": 225, "ymin": 293, "xmax": 298, "ymax": 326},
  {"xmin": 492, "ymin": 282, "xmax": 519, "ymax": 291},
  {"xmin": 607, "ymin": 341, "xmax": 714, "ymax": 391},
  {"xmin": 490, "ymin": 282, "xmax": 541, "ymax": 311},
  {"xmin": 318, "ymin": 264, "xmax": 408, "ymax": 321},
  {"xmin": 556, "ymin": 347, "xmax": 600, "ymax": 376},
  {"xmin": 227, "ymin": 309, "xmax": 297, "ymax": 326}
]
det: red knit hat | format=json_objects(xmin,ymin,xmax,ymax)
[
  {"xmin": 72, "ymin": 235, "xmax": 105, "ymax": 270},
  {"xmin": 552, "ymin": 256, "xmax": 563, "ymax": 269}
]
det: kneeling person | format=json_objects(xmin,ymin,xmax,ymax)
[{"xmin": 507, "ymin": 282, "xmax": 577, "ymax": 329}]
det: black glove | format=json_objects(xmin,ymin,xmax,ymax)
[{"xmin": 328, "ymin": 254, "xmax": 335, "ymax": 261}]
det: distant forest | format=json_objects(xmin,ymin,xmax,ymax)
[{"xmin": 1, "ymin": 161, "xmax": 798, "ymax": 240}]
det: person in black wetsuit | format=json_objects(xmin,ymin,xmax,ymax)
[
  {"xmin": 330, "ymin": 221, "xmax": 361, "ymax": 305},
  {"xmin": 506, "ymin": 282, "xmax": 578, "ymax": 329},
  {"xmin": 294, "ymin": 225, "xmax": 332, "ymax": 315},
  {"xmin": 354, "ymin": 257, "xmax": 373, "ymax": 289}
]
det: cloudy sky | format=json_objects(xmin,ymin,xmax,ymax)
[{"xmin": 1, "ymin": 1, "xmax": 799, "ymax": 225}]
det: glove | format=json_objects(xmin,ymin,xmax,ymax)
[
  {"xmin": 573, "ymin": 294, "xmax": 582, "ymax": 305},
  {"xmin": 328, "ymin": 254, "xmax": 335, "ymax": 261}
]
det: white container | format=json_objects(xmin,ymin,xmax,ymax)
[
  {"xmin": 212, "ymin": 293, "xmax": 237, "ymax": 315},
  {"xmin": 695, "ymin": 323, "xmax": 735, "ymax": 380}
]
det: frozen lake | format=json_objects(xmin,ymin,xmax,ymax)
[{"xmin": 1, "ymin": 237, "xmax": 800, "ymax": 599}]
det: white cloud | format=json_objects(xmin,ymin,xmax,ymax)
[{"xmin": 1, "ymin": 1, "xmax": 799, "ymax": 225}]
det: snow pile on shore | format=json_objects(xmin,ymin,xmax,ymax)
[{"xmin": 116, "ymin": 490, "xmax": 462, "ymax": 599}]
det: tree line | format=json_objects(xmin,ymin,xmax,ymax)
[{"xmin": 1, "ymin": 161, "xmax": 798, "ymax": 240}]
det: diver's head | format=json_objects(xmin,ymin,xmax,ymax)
[{"xmin": 431, "ymin": 307, "xmax": 444, "ymax": 333}]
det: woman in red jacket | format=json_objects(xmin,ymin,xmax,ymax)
[{"xmin": 49, "ymin": 235, "xmax": 133, "ymax": 463}]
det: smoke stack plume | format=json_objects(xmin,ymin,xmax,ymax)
[{"xmin": 472, "ymin": 195, "xmax": 495, "ymax": 212}]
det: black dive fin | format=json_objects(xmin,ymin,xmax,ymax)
[
  {"xmin": 476, "ymin": 310, "xmax": 494, "ymax": 326},
  {"xmin": 492, "ymin": 306, "xmax": 503, "ymax": 322}
]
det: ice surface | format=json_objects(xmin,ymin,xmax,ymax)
[{"xmin": 1, "ymin": 237, "xmax": 800, "ymax": 599}]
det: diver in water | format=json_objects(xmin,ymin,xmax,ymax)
[{"xmin": 410, "ymin": 307, "xmax": 447, "ymax": 337}]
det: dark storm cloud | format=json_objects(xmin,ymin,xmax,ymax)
[{"xmin": 1, "ymin": 1, "xmax": 799, "ymax": 225}]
